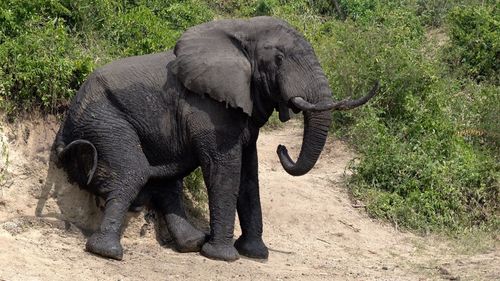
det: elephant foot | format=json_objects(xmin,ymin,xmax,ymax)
[
  {"xmin": 85, "ymin": 232, "xmax": 123, "ymax": 260},
  {"xmin": 201, "ymin": 242, "xmax": 239, "ymax": 261},
  {"xmin": 234, "ymin": 236, "xmax": 269, "ymax": 259},
  {"xmin": 174, "ymin": 229, "xmax": 207, "ymax": 253},
  {"xmin": 165, "ymin": 214, "xmax": 208, "ymax": 253}
]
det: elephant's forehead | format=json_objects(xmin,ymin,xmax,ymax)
[{"xmin": 259, "ymin": 32, "xmax": 310, "ymax": 53}]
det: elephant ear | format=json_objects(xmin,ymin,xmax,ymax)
[{"xmin": 171, "ymin": 21, "xmax": 253, "ymax": 116}]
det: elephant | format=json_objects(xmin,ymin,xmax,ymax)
[{"xmin": 54, "ymin": 16, "xmax": 378, "ymax": 262}]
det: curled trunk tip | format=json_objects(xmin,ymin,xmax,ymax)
[{"xmin": 277, "ymin": 111, "xmax": 332, "ymax": 176}]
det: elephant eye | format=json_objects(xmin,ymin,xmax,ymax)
[{"xmin": 276, "ymin": 54, "xmax": 284, "ymax": 66}]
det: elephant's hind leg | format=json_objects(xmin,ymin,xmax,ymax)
[
  {"xmin": 86, "ymin": 172, "xmax": 148, "ymax": 260},
  {"xmin": 149, "ymin": 179, "xmax": 207, "ymax": 252},
  {"xmin": 84, "ymin": 129, "xmax": 150, "ymax": 260}
]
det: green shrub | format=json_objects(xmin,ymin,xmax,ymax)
[
  {"xmin": 415, "ymin": 0, "xmax": 498, "ymax": 27},
  {"xmin": 184, "ymin": 168, "xmax": 207, "ymax": 204},
  {"xmin": 210, "ymin": 0, "xmax": 279, "ymax": 17},
  {"xmin": 348, "ymin": 95, "xmax": 499, "ymax": 231},
  {"xmin": 90, "ymin": 1, "xmax": 214, "ymax": 56},
  {"xmin": 105, "ymin": 6, "xmax": 179, "ymax": 56},
  {"xmin": 0, "ymin": 21, "xmax": 93, "ymax": 113},
  {"xmin": 209, "ymin": 0, "xmax": 247, "ymax": 15},
  {"xmin": 253, "ymin": 0, "xmax": 276, "ymax": 16},
  {"xmin": 315, "ymin": 6, "xmax": 498, "ymax": 232},
  {"xmin": 307, "ymin": 0, "xmax": 338, "ymax": 17},
  {"xmin": 338, "ymin": 0, "xmax": 377, "ymax": 21},
  {"xmin": 183, "ymin": 168, "xmax": 208, "ymax": 219},
  {"xmin": 158, "ymin": 1, "xmax": 214, "ymax": 30},
  {"xmin": 316, "ymin": 17, "xmax": 427, "ymax": 129},
  {"xmin": 450, "ymin": 80, "xmax": 500, "ymax": 153},
  {"xmin": 0, "ymin": 0, "xmax": 71, "ymax": 41},
  {"xmin": 0, "ymin": 0, "xmax": 215, "ymax": 113},
  {"xmin": 445, "ymin": 4, "xmax": 500, "ymax": 81},
  {"xmin": 416, "ymin": 0, "xmax": 455, "ymax": 27},
  {"xmin": 59, "ymin": 0, "xmax": 124, "ymax": 32}
]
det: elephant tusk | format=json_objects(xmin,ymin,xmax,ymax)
[
  {"xmin": 290, "ymin": 81, "xmax": 379, "ymax": 112},
  {"xmin": 290, "ymin": 97, "xmax": 335, "ymax": 112}
]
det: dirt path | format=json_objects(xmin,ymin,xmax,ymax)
[{"xmin": 0, "ymin": 118, "xmax": 498, "ymax": 280}]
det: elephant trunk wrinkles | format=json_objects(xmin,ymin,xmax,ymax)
[{"xmin": 277, "ymin": 109, "xmax": 332, "ymax": 176}]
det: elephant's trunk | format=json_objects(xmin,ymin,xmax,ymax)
[{"xmin": 277, "ymin": 109, "xmax": 332, "ymax": 176}]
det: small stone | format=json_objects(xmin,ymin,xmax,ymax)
[{"xmin": 439, "ymin": 266, "xmax": 450, "ymax": 275}]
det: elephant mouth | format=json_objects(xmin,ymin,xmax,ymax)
[
  {"xmin": 277, "ymin": 102, "xmax": 291, "ymax": 122},
  {"xmin": 277, "ymin": 98, "xmax": 306, "ymax": 122},
  {"xmin": 275, "ymin": 97, "xmax": 329, "ymax": 123}
]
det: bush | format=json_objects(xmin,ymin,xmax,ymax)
[
  {"xmin": 348, "ymin": 94, "xmax": 499, "ymax": 231},
  {"xmin": 183, "ymin": 168, "xmax": 208, "ymax": 218},
  {"xmin": 0, "ymin": 0, "xmax": 71, "ymax": 41},
  {"xmin": 445, "ymin": 4, "xmax": 500, "ymax": 82},
  {"xmin": 105, "ymin": 6, "xmax": 179, "ymax": 56},
  {"xmin": 67, "ymin": 0, "xmax": 214, "ymax": 56},
  {"xmin": 158, "ymin": 1, "xmax": 214, "ymax": 30},
  {"xmin": 0, "ymin": 21, "xmax": 93, "ymax": 113},
  {"xmin": 450, "ymin": 81, "xmax": 500, "ymax": 152},
  {"xmin": 58, "ymin": 0, "xmax": 123, "ymax": 32},
  {"xmin": 0, "ymin": 0, "xmax": 215, "ymax": 113},
  {"xmin": 316, "ymin": 14, "xmax": 427, "ymax": 129},
  {"xmin": 416, "ymin": 0, "xmax": 458, "ymax": 27},
  {"xmin": 314, "ymin": 5, "xmax": 498, "ymax": 232},
  {"xmin": 184, "ymin": 168, "xmax": 207, "ymax": 204},
  {"xmin": 338, "ymin": 0, "xmax": 377, "ymax": 21}
]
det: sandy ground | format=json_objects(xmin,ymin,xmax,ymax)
[{"xmin": 0, "ymin": 117, "xmax": 498, "ymax": 281}]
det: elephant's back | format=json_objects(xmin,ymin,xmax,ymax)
[
  {"xmin": 67, "ymin": 51, "xmax": 176, "ymax": 119},
  {"xmin": 91, "ymin": 51, "xmax": 175, "ymax": 89},
  {"xmin": 61, "ymin": 51, "xmax": 177, "ymax": 140}
]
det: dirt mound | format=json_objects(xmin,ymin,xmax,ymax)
[{"xmin": 0, "ymin": 118, "xmax": 498, "ymax": 280}]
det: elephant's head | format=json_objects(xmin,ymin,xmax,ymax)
[{"xmin": 172, "ymin": 17, "xmax": 377, "ymax": 176}]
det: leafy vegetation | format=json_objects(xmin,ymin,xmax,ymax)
[
  {"xmin": 0, "ymin": 0, "xmax": 498, "ymax": 234},
  {"xmin": 0, "ymin": 0, "xmax": 213, "ymax": 114},
  {"xmin": 445, "ymin": 4, "xmax": 499, "ymax": 82},
  {"xmin": 0, "ymin": 21, "xmax": 92, "ymax": 112},
  {"xmin": 309, "ymin": 1, "xmax": 499, "ymax": 232}
]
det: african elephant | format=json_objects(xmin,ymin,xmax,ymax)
[{"xmin": 55, "ymin": 16, "xmax": 377, "ymax": 261}]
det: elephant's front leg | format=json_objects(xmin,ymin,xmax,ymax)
[
  {"xmin": 234, "ymin": 142, "xmax": 269, "ymax": 259},
  {"xmin": 200, "ymin": 146, "xmax": 242, "ymax": 261}
]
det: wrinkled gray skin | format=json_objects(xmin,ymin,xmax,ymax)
[{"xmin": 55, "ymin": 17, "xmax": 376, "ymax": 262}]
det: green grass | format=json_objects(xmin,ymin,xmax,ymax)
[{"xmin": 183, "ymin": 168, "xmax": 208, "ymax": 220}]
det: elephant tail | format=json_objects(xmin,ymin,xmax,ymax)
[{"xmin": 55, "ymin": 137, "xmax": 98, "ymax": 186}]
